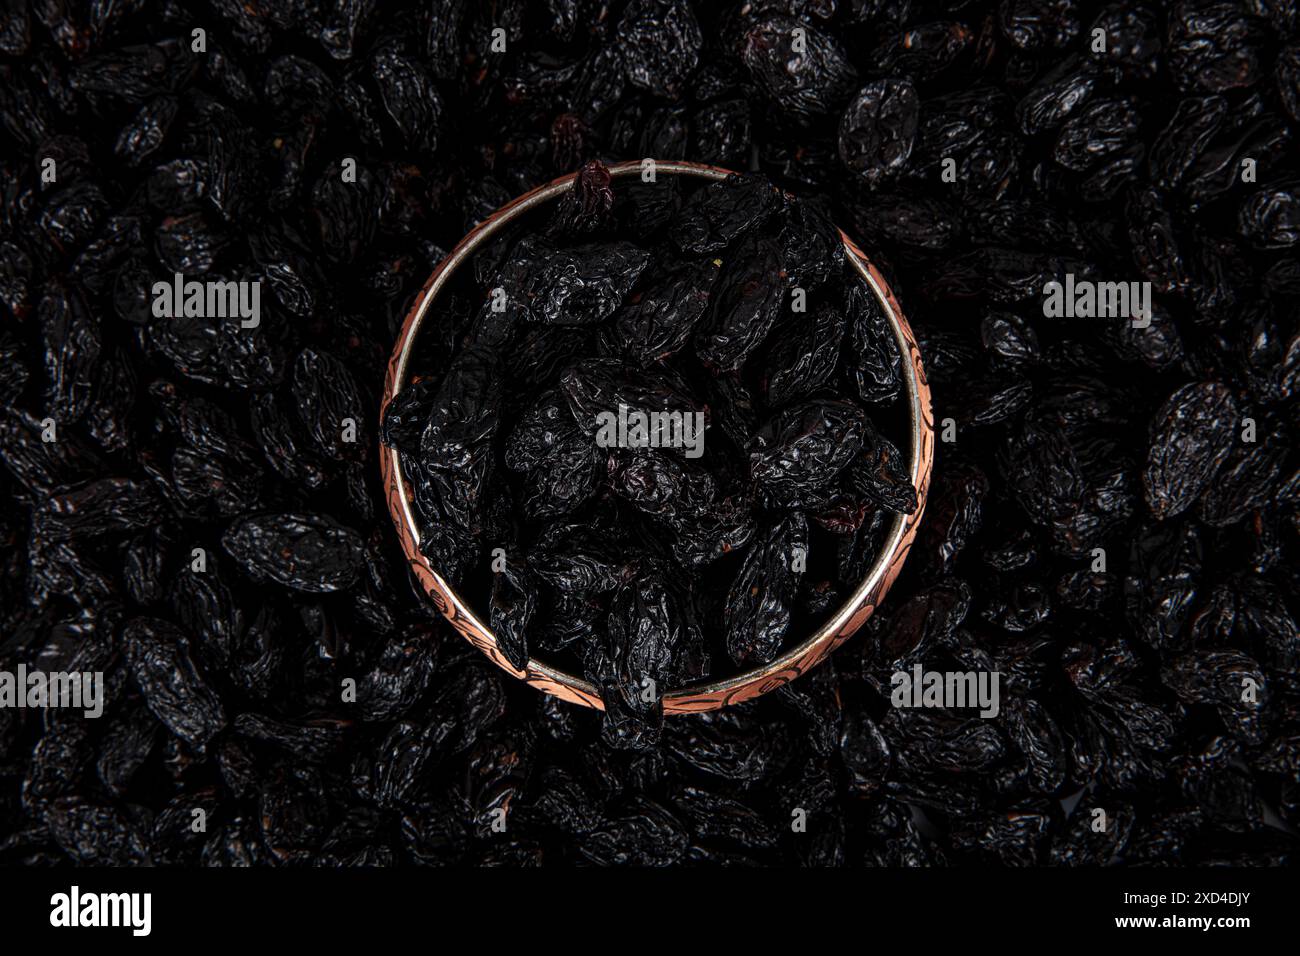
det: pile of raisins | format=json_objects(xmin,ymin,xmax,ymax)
[{"xmin": 1, "ymin": 1, "xmax": 1297, "ymax": 867}]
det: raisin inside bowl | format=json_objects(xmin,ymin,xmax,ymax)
[{"xmin": 381, "ymin": 160, "xmax": 921, "ymax": 748}]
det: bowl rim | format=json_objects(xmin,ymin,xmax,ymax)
[{"xmin": 379, "ymin": 159, "xmax": 934, "ymax": 714}]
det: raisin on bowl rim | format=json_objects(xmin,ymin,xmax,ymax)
[{"xmin": 379, "ymin": 159, "xmax": 934, "ymax": 713}]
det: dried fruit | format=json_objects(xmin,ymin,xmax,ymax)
[{"xmin": 1, "ymin": 0, "xmax": 1294, "ymax": 873}]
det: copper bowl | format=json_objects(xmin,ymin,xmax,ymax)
[{"xmin": 379, "ymin": 159, "xmax": 933, "ymax": 714}]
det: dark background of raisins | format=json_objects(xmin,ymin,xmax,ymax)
[{"xmin": 0, "ymin": 1, "xmax": 1297, "ymax": 866}]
